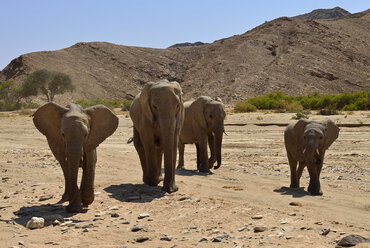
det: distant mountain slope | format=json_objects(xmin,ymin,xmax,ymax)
[
  {"xmin": 168, "ymin": 41, "xmax": 207, "ymax": 48},
  {"xmin": 294, "ymin": 7, "xmax": 351, "ymax": 20},
  {"xmin": 1, "ymin": 8, "xmax": 369, "ymax": 104}
]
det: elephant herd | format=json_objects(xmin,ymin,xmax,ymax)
[{"xmin": 33, "ymin": 79, "xmax": 339, "ymax": 213}]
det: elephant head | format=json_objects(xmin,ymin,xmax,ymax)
[
  {"xmin": 130, "ymin": 79, "xmax": 184, "ymax": 193},
  {"xmin": 195, "ymin": 96, "xmax": 226, "ymax": 169},
  {"xmin": 33, "ymin": 102, "xmax": 119, "ymax": 212},
  {"xmin": 285, "ymin": 118, "xmax": 339, "ymax": 195}
]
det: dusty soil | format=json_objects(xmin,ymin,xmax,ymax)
[{"xmin": 0, "ymin": 111, "xmax": 369, "ymax": 248}]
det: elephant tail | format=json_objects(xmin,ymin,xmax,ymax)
[{"xmin": 127, "ymin": 137, "xmax": 133, "ymax": 144}]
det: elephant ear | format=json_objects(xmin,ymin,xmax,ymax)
[
  {"xmin": 84, "ymin": 105, "xmax": 119, "ymax": 152},
  {"xmin": 173, "ymin": 82, "xmax": 184, "ymax": 131},
  {"xmin": 33, "ymin": 102, "xmax": 69, "ymax": 157},
  {"xmin": 321, "ymin": 118, "xmax": 339, "ymax": 150},
  {"xmin": 291, "ymin": 118, "xmax": 310, "ymax": 144},
  {"xmin": 191, "ymin": 97, "xmax": 208, "ymax": 131},
  {"xmin": 139, "ymin": 82, "xmax": 155, "ymax": 125}
]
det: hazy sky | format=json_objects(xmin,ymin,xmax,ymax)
[{"xmin": 0, "ymin": 0, "xmax": 368, "ymax": 70}]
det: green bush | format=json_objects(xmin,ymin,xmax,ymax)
[
  {"xmin": 234, "ymin": 100, "xmax": 257, "ymax": 112},
  {"xmin": 278, "ymin": 100, "xmax": 303, "ymax": 113},
  {"xmin": 292, "ymin": 111, "xmax": 309, "ymax": 120},
  {"xmin": 122, "ymin": 99, "xmax": 133, "ymax": 111},
  {"xmin": 235, "ymin": 91, "xmax": 369, "ymax": 112},
  {"xmin": 75, "ymin": 99, "xmax": 122, "ymax": 108},
  {"xmin": 0, "ymin": 101, "xmax": 39, "ymax": 111}
]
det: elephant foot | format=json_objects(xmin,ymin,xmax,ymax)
[
  {"xmin": 199, "ymin": 167, "xmax": 211, "ymax": 173},
  {"xmin": 308, "ymin": 188, "xmax": 323, "ymax": 196},
  {"xmin": 208, "ymin": 158, "xmax": 216, "ymax": 169},
  {"xmin": 308, "ymin": 185, "xmax": 323, "ymax": 196},
  {"xmin": 162, "ymin": 183, "xmax": 178, "ymax": 193},
  {"xmin": 289, "ymin": 183, "xmax": 299, "ymax": 188},
  {"xmin": 143, "ymin": 176, "xmax": 160, "ymax": 187},
  {"xmin": 177, "ymin": 164, "xmax": 184, "ymax": 170},
  {"xmin": 81, "ymin": 194, "xmax": 94, "ymax": 206},
  {"xmin": 66, "ymin": 203, "xmax": 83, "ymax": 213},
  {"xmin": 61, "ymin": 192, "xmax": 70, "ymax": 202}
]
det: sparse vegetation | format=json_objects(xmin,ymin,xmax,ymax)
[
  {"xmin": 234, "ymin": 91, "xmax": 369, "ymax": 113},
  {"xmin": 20, "ymin": 69, "xmax": 74, "ymax": 102},
  {"xmin": 292, "ymin": 111, "xmax": 309, "ymax": 120},
  {"xmin": 0, "ymin": 80, "xmax": 39, "ymax": 111},
  {"xmin": 234, "ymin": 101, "xmax": 257, "ymax": 112},
  {"xmin": 122, "ymin": 99, "xmax": 133, "ymax": 111}
]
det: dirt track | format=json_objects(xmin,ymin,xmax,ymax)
[{"xmin": 0, "ymin": 111, "xmax": 369, "ymax": 248}]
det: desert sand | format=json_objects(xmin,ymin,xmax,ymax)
[{"xmin": 0, "ymin": 111, "xmax": 369, "ymax": 248}]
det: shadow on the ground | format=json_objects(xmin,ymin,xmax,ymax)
[
  {"xmin": 273, "ymin": 186, "xmax": 311, "ymax": 198},
  {"xmin": 104, "ymin": 183, "xmax": 165, "ymax": 203},
  {"xmin": 175, "ymin": 168, "xmax": 213, "ymax": 177},
  {"xmin": 11, "ymin": 203, "xmax": 81, "ymax": 227}
]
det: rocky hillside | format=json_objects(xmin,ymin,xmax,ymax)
[
  {"xmin": 168, "ymin": 41, "xmax": 208, "ymax": 48},
  {"xmin": 0, "ymin": 9, "xmax": 369, "ymax": 104},
  {"xmin": 295, "ymin": 7, "xmax": 351, "ymax": 20}
]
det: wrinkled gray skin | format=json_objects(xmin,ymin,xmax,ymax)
[
  {"xmin": 33, "ymin": 102, "xmax": 119, "ymax": 212},
  {"xmin": 129, "ymin": 80, "xmax": 184, "ymax": 193},
  {"xmin": 284, "ymin": 118, "xmax": 339, "ymax": 195},
  {"xmin": 177, "ymin": 96, "xmax": 226, "ymax": 172}
]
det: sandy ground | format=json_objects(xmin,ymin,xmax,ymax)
[{"xmin": 0, "ymin": 111, "xmax": 369, "ymax": 248}]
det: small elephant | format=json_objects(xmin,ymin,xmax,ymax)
[
  {"xmin": 129, "ymin": 79, "xmax": 184, "ymax": 193},
  {"xmin": 33, "ymin": 102, "xmax": 119, "ymax": 212},
  {"xmin": 284, "ymin": 118, "xmax": 339, "ymax": 195},
  {"xmin": 177, "ymin": 96, "xmax": 226, "ymax": 172}
]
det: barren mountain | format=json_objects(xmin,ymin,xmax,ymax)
[
  {"xmin": 294, "ymin": 7, "xmax": 351, "ymax": 20},
  {"xmin": 0, "ymin": 9, "xmax": 369, "ymax": 104}
]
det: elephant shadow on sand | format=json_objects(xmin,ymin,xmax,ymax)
[
  {"xmin": 273, "ymin": 186, "xmax": 311, "ymax": 198},
  {"xmin": 104, "ymin": 183, "xmax": 165, "ymax": 203},
  {"xmin": 175, "ymin": 168, "xmax": 213, "ymax": 177},
  {"xmin": 11, "ymin": 203, "xmax": 79, "ymax": 227}
]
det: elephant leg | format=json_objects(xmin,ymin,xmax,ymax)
[
  {"xmin": 141, "ymin": 132, "xmax": 159, "ymax": 186},
  {"xmin": 80, "ymin": 150, "xmax": 97, "ymax": 206},
  {"xmin": 208, "ymin": 134, "xmax": 216, "ymax": 169},
  {"xmin": 133, "ymin": 128, "xmax": 147, "ymax": 178},
  {"xmin": 196, "ymin": 144, "xmax": 201, "ymax": 171},
  {"xmin": 66, "ymin": 160, "xmax": 82, "ymax": 213},
  {"xmin": 177, "ymin": 141, "xmax": 185, "ymax": 169},
  {"xmin": 155, "ymin": 147, "xmax": 163, "ymax": 182},
  {"xmin": 297, "ymin": 161, "xmax": 306, "ymax": 187},
  {"xmin": 307, "ymin": 164, "xmax": 322, "ymax": 195},
  {"xmin": 287, "ymin": 152, "xmax": 299, "ymax": 188},
  {"xmin": 162, "ymin": 132, "xmax": 179, "ymax": 193},
  {"xmin": 59, "ymin": 160, "xmax": 70, "ymax": 202},
  {"xmin": 198, "ymin": 137, "xmax": 210, "ymax": 173}
]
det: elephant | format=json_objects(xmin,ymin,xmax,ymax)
[
  {"xmin": 177, "ymin": 96, "xmax": 226, "ymax": 172},
  {"xmin": 33, "ymin": 102, "xmax": 119, "ymax": 212},
  {"xmin": 284, "ymin": 118, "xmax": 339, "ymax": 195},
  {"xmin": 129, "ymin": 79, "xmax": 184, "ymax": 193}
]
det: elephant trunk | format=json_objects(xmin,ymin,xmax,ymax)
[
  {"xmin": 213, "ymin": 125, "xmax": 224, "ymax": 169},
  {"xmin": 65, "ymin": 144, "xmax": 83, "ymax": 211},
  {"xmin": 159, "ymin": 117, "xmax": 178, "ymax": 193}
]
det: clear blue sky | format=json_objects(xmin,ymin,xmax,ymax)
[{"xmin": 0, "ymin": 0, "xmax": 368, "ymax": 70}]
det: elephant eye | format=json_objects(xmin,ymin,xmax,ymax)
[
  {"xmin": 209, "ymin": 114, "xmax": 213, "ymax": 119},
  {"xmin": 152, "ymin": 105, "xmax": 158, "ymax": 110},
  {"xmin": 303, "ymin": 135, "xmax": 306, "ymax": 139},
  {"xmin": 61, "ymin": 132, "xmax": 65, "ymax": 138},
  {"xmin": 319, "ymin": 136, "xmax": 323, "ymax": 140}
]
